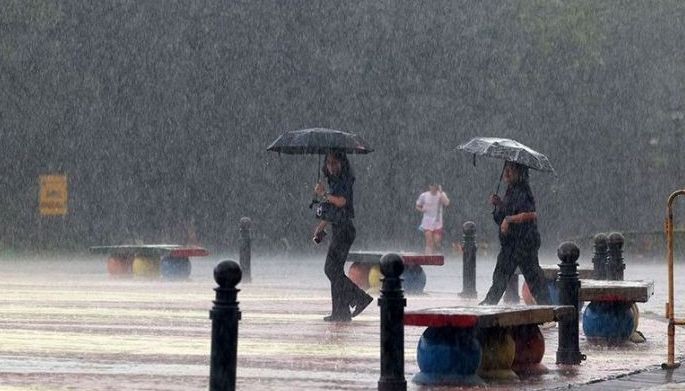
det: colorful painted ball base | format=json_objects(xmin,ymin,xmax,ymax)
[
  {"xmin": 402, "ymin": 265, "xmax": 427, "ymax": 293},
  {"xmin": 478, "ymin": 328, "xmax": 517, "ymax": 380},
  {"xmin": 582, "ymin": 301, "xmax": 634, "ymax": 342},
  {"xmin": 160, "ymin": 256, "xmax": 191, "ymax": 279},
  {"xmin": 368, "ymin": 265, "xmax": 382, "ymax": 290},
  {"xmin": 511, "ymin": 325, "xmax": 547, "ymax": 376},
  {"xmin": 521, "ymin": 280, "xmax": 559, "ymax": 305},
  {"xmin": 347, "ymin": 262, "xmax": 370, "ymax": 290},
  {"xmin": 107, "ymin": 256, "xmax": 133, "ymax": 276},
  {"xmin": 132, "ymin": 256, "xmax": 160, "ymax": 277},
  {"xmin": 417, "ymin": 327, "xmax": 481, "ymax": 376}
]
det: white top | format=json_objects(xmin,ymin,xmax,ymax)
[{"xmin": 416, "ymin": 191, "xmax": 449, "ymax": 231}]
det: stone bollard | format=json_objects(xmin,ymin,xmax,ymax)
[
  {"xmin": 378, "ymin": 253, "xmax": 407, "ymax": 391},
  {"xmin": 606, "ymin": 232, "xmax": 625, "ymax": 281},
  {"xmin": 592, "ymin": 233, "xmax": 608, "ymax": 280},
  {"xmin": 239, "ymin": 217, "xmax": 252, "ymax": 283},
  {"xmin": 556, "ymin": 242, "xmax": 585, "ymax": 365},
  {"xmin": 459, "ymin": 221, "xmax": 478, "ymax": 298},
  {"xmin": 209, "ymin": 260, "xmax": 242, "ymax": 391}
]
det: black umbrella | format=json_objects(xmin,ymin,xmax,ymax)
[
  {"xmin": 266, "ymin": 128, "xmax": 374, "ymax": 155},
  {"xmin": 267, "ymin": 127, "xmax": 374, "ymax": 207},
  {"xmin": 457, "ymin": 137, "xmax": 555, "ymax": 194}
]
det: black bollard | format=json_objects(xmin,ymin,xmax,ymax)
[
  {"xmin": 239, "ymin": 217, "xmax": 252, "ymax": 283},
  {"xmin": 459, "ymin": 221, "xmax": 478, "ymax": 298},
  {"xmin": 556, "ymin": 242, "xmax": 585, "ymax": 365},
  {"xmin": 591, "ymin": 233, "xmax": 608, "ymax": 280},
  {"xmin": 209, "ymin": 260, "xmax": 242, "ymax": 391},
  {"xmin": 378, "ymin": 253, "xmax": 407, "ymax": 391},
  {"xmin": 606, "ymin": 232, "xmax": 625, "ymax": 281}
]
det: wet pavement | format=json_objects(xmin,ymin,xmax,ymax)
[{"xmin": 0, "ymin": 251, "xmax": 684, "ymax": 390}]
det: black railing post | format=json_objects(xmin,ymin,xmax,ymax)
[
  {"xmin": 556, "ymin": 242, "xmax": 585, "ymax": 365},
  {"xmin": 209, "ymin": 260, "xmax": 242, "ymax": 391},
  {"xmin": 459, "ymin": 221, "xmax": 478, "ymax": 298},
  {"xmin": 592, "ymin": 233, "xmax": 608, "ymax": 280},
  {"xmin": 378, "ymin": 253, "xmax": 407, "ymax": 391},
  {"xmin": 607, "ymin": 232, "xmax": 625, "ymax": 281},
  {"xmin": 239, "ymin": 217, "xmax": 252, "ymax": 283}
]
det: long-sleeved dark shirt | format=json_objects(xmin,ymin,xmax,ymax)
[{"xmin": 493, "ymin": 181, "xmax": 538, "ymax": 246}]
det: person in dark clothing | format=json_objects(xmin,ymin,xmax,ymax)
[
  {"xmin": 313, "ymin": 151, "xmax": 373, "ymax": 322},
  {"xmin": 480, "ymin": 161, "xmax": 551, "ymax": 305}
]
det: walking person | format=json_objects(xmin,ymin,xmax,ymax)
[
  {"xmin": 313, "ymin": 151, "xmax": 373, "ymax": 322},
  {"xmin": 416, "ymin": 183, "xmax": 450, "ymax": 254},
  {"xmin": 480, "ymin": 161, "xmax": 550, "ymax": 305}
]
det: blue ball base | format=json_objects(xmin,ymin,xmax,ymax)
[
  {"xmin": 402, "ymin": 265, "xmax": 427, "ymax": 293},
  {"xmin": 582, "ymin": 301, "xmax": 634, "ymax": 342},
  {"xmin": 160, "ymin": 256, "xmax": 191, "ymax": 280},
  {"xmin": 414, "ymin": 327, "xmax": 482, "ymax": 385}
]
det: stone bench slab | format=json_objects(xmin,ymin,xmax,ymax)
[
  {"xmin": 346, "ymin": 251, "xmax": 444, "ymax": 266},
  {"xmin": 579, "ymin": 279, "xmax": 654, "ymax": 303},
  {"xmin": 404, "ymin": 305, "xmax": 575, "ymax": 329}
]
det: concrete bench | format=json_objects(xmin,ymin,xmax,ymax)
[
  {"xmin": 345, "ymin": 251, "xmax": 444, "ymax": 293},
  {"xmin": 404, "ymin": 305, "xmax": 575, "ymax": 386},
  {"xmin": 578, "ymin": 279, "xmax": 654, "ymax": 343},
  {"xmin": 89, "ymin": 244, "xmax": 209, "ymax": 279},
  {"xmin": 505, "ymin": 264, "xmax": 594, "ymax": 304}
]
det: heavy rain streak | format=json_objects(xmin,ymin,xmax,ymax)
[{"xmin": 1, "ymin": 2, "xmax": 685, "ymax": 390}]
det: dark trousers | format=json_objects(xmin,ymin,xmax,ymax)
[
  {"xmin": 483, "ymin": 237, "xmax": 550, "ymax": 305},
  {"xmin": 324, "ymin": 221, "xmax": 367, "ymax": 316}
]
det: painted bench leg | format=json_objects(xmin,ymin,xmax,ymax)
[
  {"xmin": 347, "ymin": 262, "xmax": 371, "ymax": 290},
  {"xmin": 582, "ymin": 301, "xmax": 634, "ymax": 343},
  {"xmin": 478, "ymin": 327, "xmax": 518, "ymax": 380},
  {"xmin": 511, "ymin": 324, "xmax": 547, "ymax": 376},
  {"xmin": 402, "ymin": 265, "xmax": 426, "ymax": 294},
  {"xmin": 521, "ymin": 279, "xmax": 560, "ymax": 305},
  {"xmin": 160, "ymin": 256, "xmax": 191, "ymax": 279},
  {"xmin": 132, "ymin": 255, "xmax": 160, "ymax": 278},
  {"xmin": 413, "ymin": 326, "xmax": 485, "ymax": 386},
  {"xmin": 107, "ymin": 255, "xmax": 133, "ymax": 276}
]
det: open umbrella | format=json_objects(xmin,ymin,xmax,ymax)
[
  {"xmin": 267, "ymin": 127, "xmax": 374, "ymax": 207},
  {"xmin": 457, "ymin": 137, "xmax": 555, "ymax": 194},
  {"xmin": 266, "ymin": 128, "xmax": 374, "ymax": 155}
]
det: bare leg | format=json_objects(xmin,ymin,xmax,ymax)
[{"xmin": 424, "ymin": 230, "xmax": 435, "ymax": 254}]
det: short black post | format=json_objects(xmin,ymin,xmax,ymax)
[
  {"xmin": 606, "ymin": 232, "xmax": 625, "ymax": 281},
  {"xmin": 209, "ymin": 260, "xmax": 242, "ymax": 391},
  {"xmin": 378, "ymin": 253, "xmax": 407, "ymax": 391},
  {"xmin": 459, "ymin": 221, "xmax": 478, "ymax": 298},
  {"xmin": 556, "ymin": 242, "xmax": 585, "ymax": 365},
  {"xmin": 591, "ymin": 233, "xmax": 608, "ymax": 280},
  {"xmin": 239, "ymin": 217, "xmax": 252, "ymax": 283}
]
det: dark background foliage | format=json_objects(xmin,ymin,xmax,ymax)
[{"xmin": 0, "ymin": 1, "xmax": 683, "ymax": 254}]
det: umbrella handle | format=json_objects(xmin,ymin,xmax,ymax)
[
  {"xmin": 493, "ymin": 162, "xmax": 505, "ymax": 213},
  {"xmin": 495, "ymin": 162, "xmax": 505, "ymax": 195}
]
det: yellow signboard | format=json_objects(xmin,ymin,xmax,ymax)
[{"xmin": 39, "ymin": 174, "xmax": 68, "ymax": 216}]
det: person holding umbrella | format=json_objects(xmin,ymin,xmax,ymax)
[
  {"xmin": 313, "ymin": 151, "xmax": 373, "ymax": 321},
  {"xmin": 267, "ymin": 128, "xmax": 374, "ymax": 322},
  {"xmin": 479, "ymin": 161, "xmax": 550, "ymax": 305}
]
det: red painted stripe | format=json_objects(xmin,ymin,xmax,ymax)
[
  {"xmin": 169, "ymin": 248, "xmax": 209, "ymax": 257},
  {"xmin": 402, "ymin": 254, "xmax": 444, "ymax": 266},
  {"xmin": 589, "ymin": 295, "xmax": 631, "ymax": 302},
  {"xmin": 404, "ymin": 313, "xmax": 478, "ymax": 328}
]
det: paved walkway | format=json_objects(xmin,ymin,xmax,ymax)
[{"xmin": 0, "ymin": 255, "xmax": 684, "ymax": 390}]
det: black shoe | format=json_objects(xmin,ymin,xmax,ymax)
[
  {"xmin": 323, "ymin": 313, "xmax": 351, "ymax": 322},
  {"xmin": 351, "ymin": 294, "xmax": 373, "ymax": 318}
]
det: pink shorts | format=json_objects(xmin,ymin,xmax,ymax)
[{"xmin": 423, "ymin": 228, "xmax": 443, "ymax": 236}]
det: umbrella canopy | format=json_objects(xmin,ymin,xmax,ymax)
[
  {"xmin": 266, "ymin": 128, "xmax": 374, "ymax": 155},
  {"xmin": 456, "ymin": 137, "xmax": 555, "ymax": 173}
]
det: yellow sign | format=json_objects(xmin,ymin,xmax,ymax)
[{"xmin": 39, "ymin": 175, "xmax": 68, "ymax": 216}]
